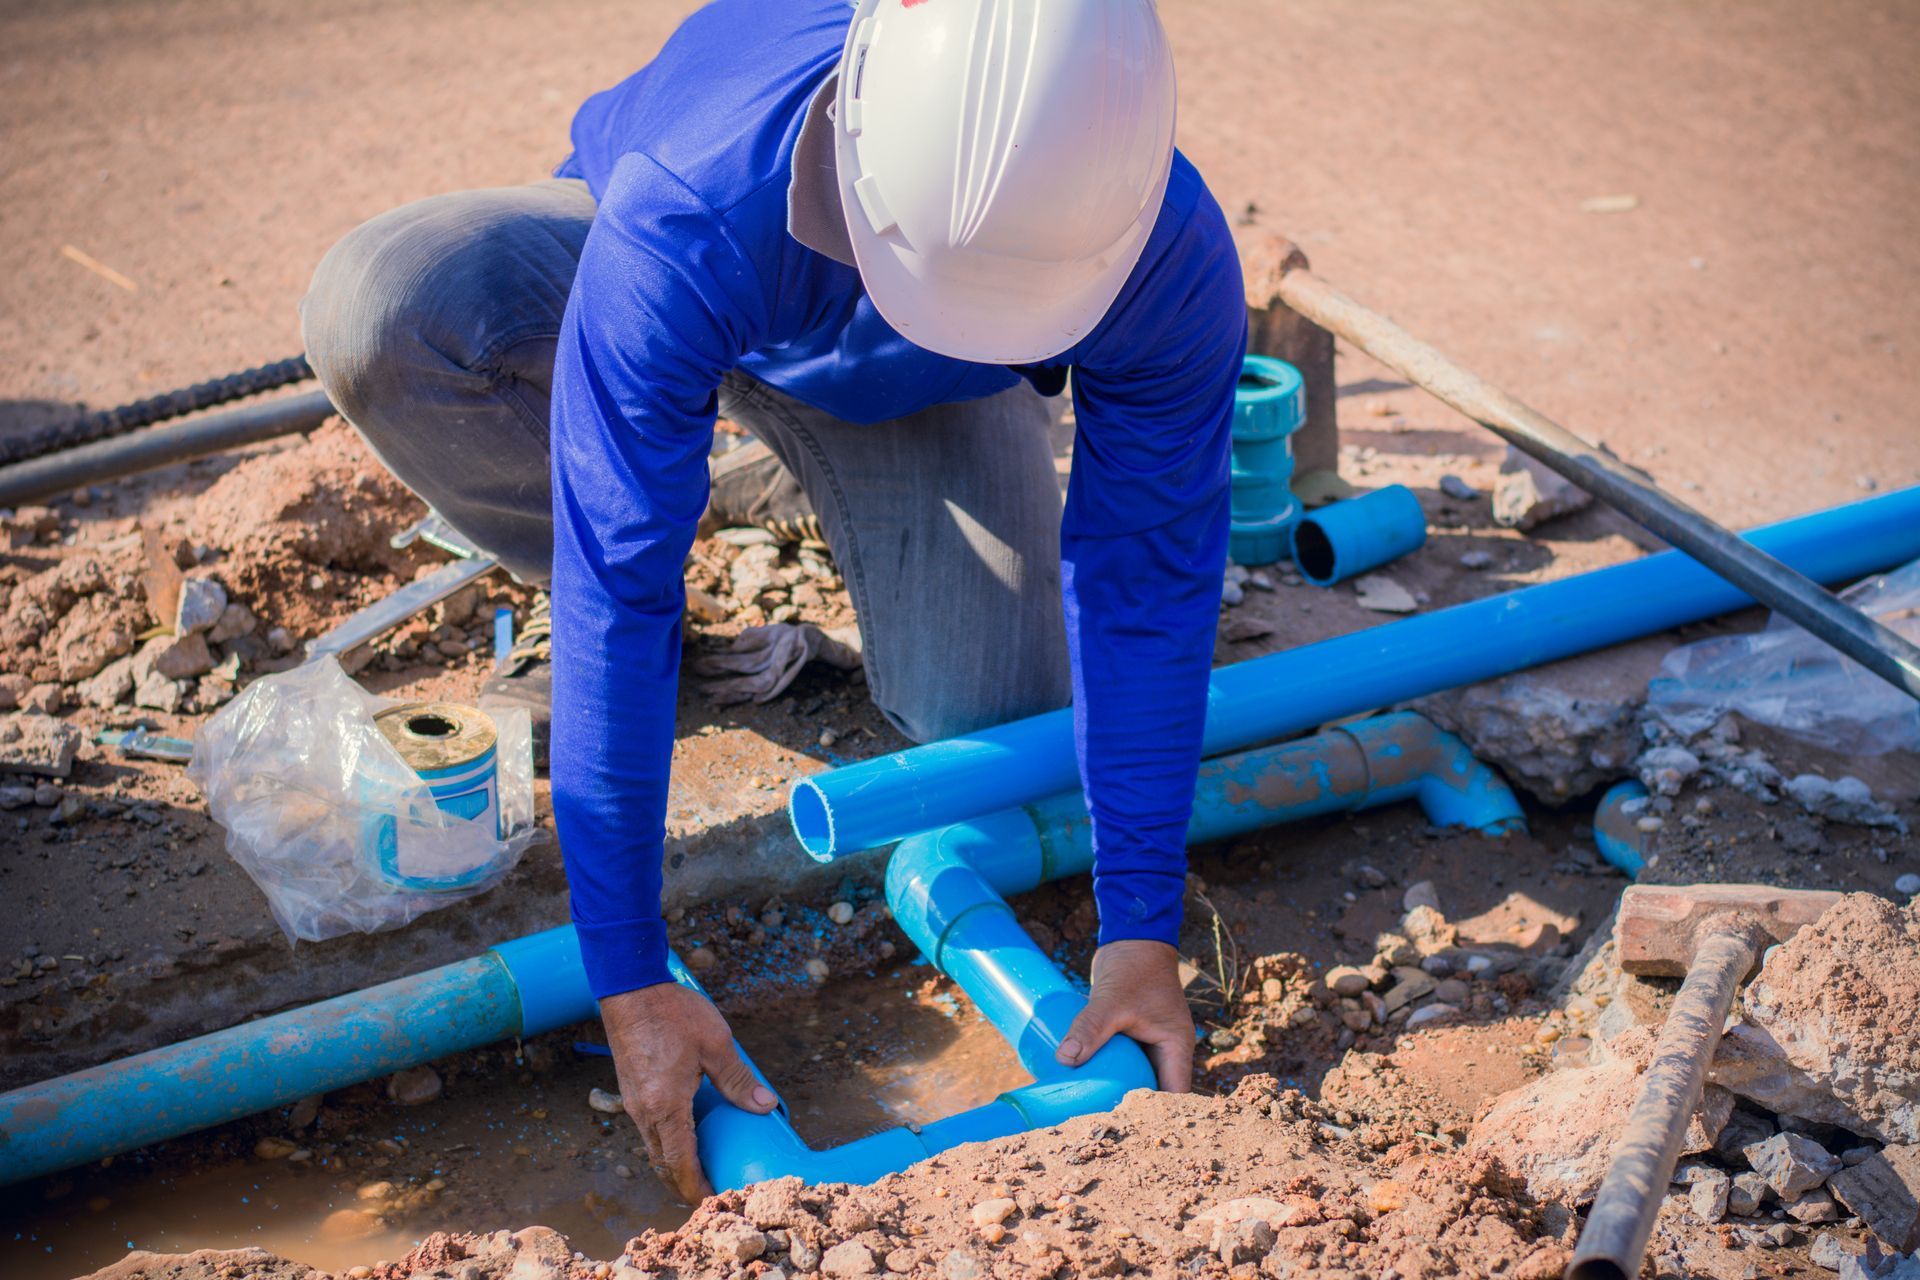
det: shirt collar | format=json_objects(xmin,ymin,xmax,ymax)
[{"xmin": 787, "ymin": 72, "xmax": 857, "ymax": 268}]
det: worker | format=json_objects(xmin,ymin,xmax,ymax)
[{"xmin": 301, "ymin": 0, "xmax": 1243, "ymax": 1203}]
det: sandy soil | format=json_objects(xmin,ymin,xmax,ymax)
[{"xmin": 4, "ymin": 3, "xmax": 1920, "ymax": 1279}]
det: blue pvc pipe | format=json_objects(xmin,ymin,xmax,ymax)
[
  {"xmin": 1290, "ymin": 484, "xmax": 1429, "ymax": 586},
  {"xmin": 0, "ymin": 714, "xmax": 1517, "ymax": 1190},
  {"xmin": 1229, "ymin": 355, "xmax": 1306, "ymax": 566},
  {"xmin": 1594, "ymin": 779, "xmax": 1654, "ymax": 878},
  {"xmin": 790, "ymin": 487, "xmax": 1920, "ymax": 861}
]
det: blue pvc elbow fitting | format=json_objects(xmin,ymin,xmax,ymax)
[
  {"xmin": 1229, "ymin": 355, "xmax": 1307, "ymax": 566},
  {"xmin": 1289, "ymin": 483, "xmax": 1428, "ymax": 586}
]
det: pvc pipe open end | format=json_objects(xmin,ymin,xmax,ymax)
[
  {"xmin": 1566, "ymin": 1259, "xmax": 1627, "ymax": 1280},
  {"xmin": 1291, "ymin": 517, "xmax": 1339, "ymax": 585},
  {"xmin": 789, "ymin": 781, "xmax": 838, "ymax": 863}
]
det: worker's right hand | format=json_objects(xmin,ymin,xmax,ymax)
[{"xmin": 598, "ymin": 982, "xmax": 779, "ymax": 1205}]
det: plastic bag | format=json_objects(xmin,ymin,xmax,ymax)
[
  {"xmin": 187, "ymin": 656, "xmax": 535, "ymax": 942},
  {"xmin": 1647, "ymin": 558, "xmax": 1920, "ymax": 756}
]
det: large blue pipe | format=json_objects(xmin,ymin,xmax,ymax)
[
  {"xmin": 0, "ymin": 715, "xmax": 1515, "ymax": 1189},
  {"xmin": 790, "ymin": 487, "xmax": 1920, "ymax": 861}
]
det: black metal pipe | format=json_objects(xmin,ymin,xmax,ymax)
[
  {"xmin": 0, "ymin": 354, "xmax": 314, "ymax": 466},
  {"xmin": 1269, "ymin": 248, "xmax": 1920, "ymax": 703},
  {"xmin": 0, "ymin": 389, "xmax": 334, "ymax": 508},
  {"xmin": 1568, "ymin": 926, "xmax": 1759, "ymax": 1280}
]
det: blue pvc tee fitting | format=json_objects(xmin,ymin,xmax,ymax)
[
  {"xmin": 1290, "ymin": 483, "xmax": 1428, "ymax": 586},
  {"xmin": 1229, "ymin": 355, "xmax": 1307, "ymax": 566}
]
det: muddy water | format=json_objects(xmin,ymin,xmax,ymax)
[{"xmin": 2, "ymin": 969, "xmax": 1026, "ymax": 1279}]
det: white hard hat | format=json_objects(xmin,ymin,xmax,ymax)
[{"xmin": 834, "ymin": 0, "xmax": 1177, "ymax": 364}]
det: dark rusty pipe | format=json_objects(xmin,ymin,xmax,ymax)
[
  {"xmin": 1262, "ymin": 241, "xmax": 1920, "ymax": 704},
  {"xmin": 1568, "ymin": 922, "xmax": 1760, "ymax": 1280},
  {"xmin": 0, "ymin": 388, "xmax": 334, "ymax": 508}
]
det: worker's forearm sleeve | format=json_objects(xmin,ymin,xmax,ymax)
[
  {"xmin": 548, "ymin": 154, "xmax": 764, "ymax": 1000},
  {"xmin": 1064, "ymin": 190, "xmax": 1246, "ymax": 952}
]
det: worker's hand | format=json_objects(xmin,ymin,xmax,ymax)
[
  {"xmin": 1053, "ymin": 939, "xmax": 1195, "ymax": 1093},
  {"xmin": 598, "ymin": 982, "xmax": 779, "ymax": 1204}
]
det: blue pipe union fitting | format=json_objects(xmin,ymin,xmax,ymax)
[{"xmin": 1229, "ymin": 355, "xmax": 1306, "ymax": 566}]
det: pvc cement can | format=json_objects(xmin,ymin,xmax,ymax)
[{"xmin": 364, "ymin": 702, "xmax": 501, "ymax": 892}]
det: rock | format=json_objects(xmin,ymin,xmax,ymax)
[
  {"xmin": 0, "ymin": 713, "xmax": 82, "ymax": 777},
  {"xmin": 1746, "ymin": 1133, "xmax": 1844, "ymax": 1201},
  {"xmin": 588, "ymin": 1087, "xmax": 624, "ymax": 1114},
  {"xmin": 1219, "ymin": 1217, "xmax": 1277, "ymax": 1265},
  {"xmin": 1459, "ymin": 550, "xmax": 1495, "ymax": 571},
  {"xmin": 827, "ymin": 901, "xmax": 855, "ymax": 925},
  {"xmin": 1465, "ymin": 1025, "xmax": 1732, "ymax": 1205},
  {"xmin": 789, "ymin": 1235, "xmax": 822, "ymax": 1273},
  {"xmin": 385, "ymin": 1065, "xmax": 442, "ymax": 1106},
  {"xmin": 1896, "ymin": 874, "xmax": 1920, "ymax": 897},
  {"xmin": 133, "ymin": 663, "xmax": 186, "ymax": 712},
  {"xmin": 804, "ymin": 957, "xmax": 830, "ymax": 981},
  {"xmin": 137, "ymin": 631, "xmax": 215, "ymax": 681},
  {"xmin": 1788, "ymin": 1188, "xmax": 1845, "ymax": 1224},
  {"xmin": 819, "ymin": 1241, "xmax": 877, "ymax": 1278},
  {"xmin": 1326, "ymin": 966, "xmax": 1372, "ymax": 997},
  {"xmin": 0, "ymin": 784, "xmax": 34, "ymax": 810},
  {"xmin": 705, "ymin": 1217, "xmax": 769, "ymax": 1265},
  {"xmin": 1637, "ymin": 745, "xmax": 1702, "ymax": 797},
  {"xmin": 175, "ymin": 577, "xmax": 228, "ymax": 634},
  {"xmin": 1401, "ymin": 905, "xmax": 1456, "ymax": 956},
  {"xmin": 970, "ymin": 1197, "xmax": 1016, "ymax": 1229},
  {"xmin": 1811, "ymin": 1235, "xmax": 1853, "ymax": 1271},
  {"xmin": 1691, "ymin": 1169, "xmax": 1731, "ymax": 1222},
  {"xmin": 1829, "ymin": 1145, "xmax": 1920, "ymax": 1252},
  {"xmin": 1434, "ymin": 978, "xmax": 1470, "ymax": 1005},
  {"xmin": 1494, "ymin": 445, "xmax": 1593, "ymax": 530},
  {"xmin": 208, "ymin": 602, "xmax": 258, "ymax": 645},
  {"xmin": 1784, "ymin": 775, "xmax": 1908, "ymax": 833},
  {"xmin": 33, "ymin": 781, "xmax": 60, "ymax": 807},
  {"xmin": 940, "ymin": 1250, "xmax": 985, "ymax": 1280},
  {"xmin": 1406, "ymin": 1003, "xmax": 1458, "ymax": 1030},
  {"xmin": 22, "ymin": 682, "xmax": 62, "ymax": 714},
  {"xmin": 1383, "ymin": 970, "xmax": 1437, "ymax": 1013},
  {"xmin": 685, "ymin": 947, "xmax": 718, "ymax": 972},
  {"xmin": 1354, "ymin": 574, "xmax": 1418, "ymax": 614},
  {"xmin": 1440, "ymin": 474, "xmax": 1479, "ymax": 501},
  {"xmin": 1709, "ymin": 895, "xmax": 1920, "ymax": 1144},
  {"xmin": 883, "ymin": 1247, "xmax": 918, "ymax": 1274},
  {"xmin": 1765, "ymin": 1223, "xmax": 1798, "ymax": 1249},
  {"xmin": 1716, "ymin": 1108, "xmax": 1776, "ymax": 1165},
  {"xmin": 1403, "ymin": 880, "xmax": 1442, "ymax": 913},
  {"xmin": 253, "ymin": 1136, "xmax": 298, "ymax": 1159},
  {"xmin": 1730, "ymin": 1171, "xmax": 1771, "ymax": 1216},
  {"xmin": 77, "ymin": 654, "xmax": 135, "ymax": 709}
]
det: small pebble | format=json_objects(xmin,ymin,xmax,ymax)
[
  {"xmin": 1439, "ymin": 475, "xmax": 1479, "ymax": 501},
  {"xmin": 1894, "ymin": 872, "xmax": 1920, "ymax": 896},
  {"xmin": 827, "ymin": 901, "xmax": 855, "ymax": 925},
  {"xmin": 588, "ymin": 1087, "xmax": 624, "ymax": 1114},
  {"xmin": 1458, "ymin": 550, "xmax": 1495, "ymax": 571},
  {"xmin": 804, "ymin": 957, "xmax": 830, "ymax": 981}
]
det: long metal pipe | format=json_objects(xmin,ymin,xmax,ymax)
[
  {"xmin": 791, "ymin": 487, "xmax": 1920, "ymax": 861},
  {"xmin": 1264, "ymin": 246, "xmax": 1920, "ymax": 701},
  {"xmin": 0, "ymin": 389, "xmax": 334, "ymax": 507},
  {"xmin": 0, "ymin": 715, "xmax": 1515, "ymax": 1189},
  {"xmin": 1568, "ymin": 925, "xmax": 1760, "ymax": 1280}
]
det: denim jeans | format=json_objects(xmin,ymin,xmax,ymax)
[{"xmin": 300, "ymin": 179, "xmax": 1072, "ymax": 742}]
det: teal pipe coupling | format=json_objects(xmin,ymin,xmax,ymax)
[{"xmin": 1229, "ymin": 355, "xmax": 1307, "ymax": 565}]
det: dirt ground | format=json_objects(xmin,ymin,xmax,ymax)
[{"xmin": 3, "ymin": 2, "xmax": 1920, "ymax": 1279}]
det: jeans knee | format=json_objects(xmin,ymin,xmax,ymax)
[{"xmin": 300, "ymin": 206, "xmax": 456, "ymax": 434}]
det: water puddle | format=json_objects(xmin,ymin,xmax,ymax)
[{"xmin": 3, "ymin": 968, "xmax": 1026, "ymax": 1279}]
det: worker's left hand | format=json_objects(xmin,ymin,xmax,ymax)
[{"xmin": 1053, "ymin": 938, "xmax": 1194, "ymax": 1092}]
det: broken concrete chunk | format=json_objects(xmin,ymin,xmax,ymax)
[
  {"xmin": 1788, "ymin": 1187, "xmax": 1845, "ymax": 1224},
  {"xmin": 1784, "ymin": 774, "xmax": 1909, "ymax": 834},
  {"xmin": 0, "ymin": 713, "xmax": 82, "ymax": 778},
  {"xmin": 77, "ymin": 654, "xmax": 135, "ymax": 710},
  {"xmin": 1746, "ymin": 1133, "xmax": 1844, "ymax": 1201},
  {"xmin": 207, "ymin": 601, "xmax": 258, "ymax": 645},
  {"xmin": 1494, "ymin": 445, "xmax": 1594, "ymax": 530},
  {"xmin": 1811, "ymin": 1234, "xmax": 1854, "ymax": 1272},
  {"xmin": 1465, "ymin": 1025, "xmax": 1729, "ymax": 1205},
  {"xmin": 1690, "ymin": 1169, "xmax": 1731, "ymax": 1222},
  {"xmin": 133, "ymin": 664, "xmax": 187, "ymax": 714},
  {"xmin": 1829, "ymin": 1145, "xmax": 1920, "ymax": 1253},
  {"xmin": 1729, "ymin": 1170, "xmax": 1772, "ymax": 1216},
  {"xmin": 1353, "ymin": 573, "xmax": 1418, "ymax": 614},
  {"xmin": 1636, "ymin": 745, "xmax": 1702, "ymax": 797},
  {"xmin": 1710, "ymin": 895, "xmax": 1920, "ymax": 1144},
  {"xmin": 135, "ymin": 631, "xmax": 214, "ymax": 682},
  {"xmin": 174, "ymin": 576, "xmax": 228, "ymax": 635}
]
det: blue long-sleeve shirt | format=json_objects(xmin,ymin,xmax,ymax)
[{"xmin": 550, "ymin": 0, "xmax": 1246, "ymax": 1000}]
